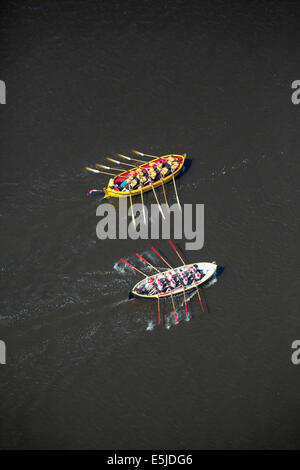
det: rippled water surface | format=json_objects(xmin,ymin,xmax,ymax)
[{"xmin": 0, "ymin": 0, "xmax": 299, "ymax": 449}]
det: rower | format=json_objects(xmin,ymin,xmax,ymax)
[
  {"xmin": 183, "ymin": 276, "xmax": 188, "ymax": 287},
  {"xmin": 148, "ymin": 163, "xmax": 159, "ymax": 181},
  {"xmin": 157, "ymin": 281, "xmax": 164, "ymax": 293},
  {"xmin": 156, "ymin": 162, "xmax": 163, "ymax": 170},
  {"xmin": 195, "ymin": 272, "xmax": 201, "ymax": 282},
  {"xmin": 160, "ymin": 166, "xmax": 170, "ymax": 178},
  {"xmin": 128, "ymin": 174, "xmax": 139, "ymax": 190},
  {"xmin": 168, "ymin": 156, "xmax": 179, "ymax": 172},
  {"xmin": 191, "ymin": 266, "xmax": 198, "ymax": 278},
  {"xmin": 136, "ymin": 168, "xmax": 147, "ymax": 186},
  {"xmin": 118, "ymin": 177, "xmax": 129, "ymax": 191}
]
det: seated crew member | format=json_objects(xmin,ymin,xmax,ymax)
[
  {"xmin": 161, "ymin": 279, "xmax": 169, "ymax": 293},
  {"xmin": 129, "ymin": 174, "xmax": 139, "ymax": 190},
  {"xmin": 136, "ymin": 168, "xmax": 147, "ymax": 187},
  {"xmin": 183, "ymin": 270, "xmax": 193, "ymax": 285},
  {"xmin": 123, "ymin": 174, "xmax": 138, "ymax": 191},
  {"xmin": 167, "ymin": 156, "xmax": 179, "ymax": 172},
  {"xmin": 157, "ymin": 280, "xmax": 165, "ymax": 294},
  {"xmin": 140, "ymin": 174, "xmax": 148, "ymax": 186},
  {"xmin": 191, "ymin": 266, "xmax": 198, "ymax": 277},
  {"xmin": 137, "ymin": 284, "xmax": 146, "ymax": 295},
  {"xmin": 160, "ymin": 167, "xmax": 168, "ymax": 177},
  {"xmin": 171, "ymin": 161, "xmax": 179, "ymax": 173},
  {"xmin": 177, "ymin": 270, "xmax": 185, "ymax": 286},
  {"xmin": 156, "ymin": 162, "xmax": 163, "ymax": 177},
  {"xmin": 195, "ymin": 264, "xmax": 204, "ymax": 278},
  {"xmin": 148, "ymin": 163, "xmax": 159, "ymax": 181},
  {"xmin": 145, "ymin": 277, "xmax": 155, "ymax": 295}
]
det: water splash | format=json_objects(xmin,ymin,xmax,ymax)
[
  {"xmin": 113, "ymin": 261, "xmax": 126, "ymax": 274},
  {"xmin": 146, "ymin": 321, "xmax": 155, "ymax": 331},
  {"xmin": 203, "ymin": 275, "xmax": 218, "ymax": 288},
  {"xmin": 111, "ymin": 298, "xmax": 128, "ymax": 308}
]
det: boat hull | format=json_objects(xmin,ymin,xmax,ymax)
[
  {"xmin": 131, "ymin": 262, "xmax": 217, "ymax": 299},
  {"xmin": 103, "ymin": 154, "xmax": 186, "ymax": 198}
]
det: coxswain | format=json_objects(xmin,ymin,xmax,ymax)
[
  {"xmin": 195, "ymin": 271, "xmax": 201, "ymax": 282},
  {"xmin": 108, "ymin": 178, "xmax": 115, "ymax": 189},
  {"xmin": 137, "ymin": 285, "xmax": 146, "ymax": 295}
]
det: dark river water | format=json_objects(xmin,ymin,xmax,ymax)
[{"xmin": 0, "ymin": 0, "xmax": 299, "ymax": 450}]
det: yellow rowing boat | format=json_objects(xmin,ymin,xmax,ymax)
[{"xmin": 103, "ymin": 153, "xmax": 186, "ymax": 198}]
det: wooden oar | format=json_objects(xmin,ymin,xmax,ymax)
[
  {"xmin": 96, "ymin": 163, "xmax": 126, "ymax": 172},
  {"xmin": 120, "ymin": 258, "xmax": 147, "ymax": 277},
  {"xmin": 146, "ymin": 178, "xmax": 165, "ymax": 220},
  {"xmin": 106, "ymin": 157, "xmax": 134, "ymax": 168},
  {"xmin": 170, "ymin": 293, "xmax": 178, "ymax": 323},
  {"xmin": 157, "ymin": 295, "xmax": 161, "ymax": 325},
  {"xmin": 160, "ymin": 176, "xmax": 170, "ymax": 212},
  {"xmin": 183, "ymin": 289, "xmax": 189, "ymax": 320},
  {"xmin": 171, "ymin": 169, "xmax": 181, "ymax": 211},
  {"xmin": 152, "ymin": 244, "xmax": 189, "ymax": 319},
  {"xmin": 169, "ymin": 240, "xmax": 204, "ymax": 312},
  {"xmin": 150, "ymin": 247, "xmax": 178, "ymax": 322},
  {"xmin": 85, "ymin": 167, "xmax": 117, "ymax": 177},
  {"xmin": 118, "ymin": 153, "xmax": 146, "ymax": 164},
  {"xmin": 136, "ymin": 253, "xmax": 161, "ymax": 273},
  {"xmin": 140, "ymin": 187, "xmax": 146, "ymax": 224},
  {"xmin": 135, "ymin": 253, "xmax": 164, "ymax": 325},
  {"xmin": 129, "ymin": 190, "xmax": 136, "ymax": 229},
  {"xmin": 132, "ymin": 149, "xmax": 159, "ymax": 159},
  {"xmin": 151, "ymin": 247, "xmax": 173, "ymax": 269}
]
